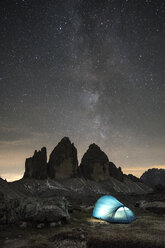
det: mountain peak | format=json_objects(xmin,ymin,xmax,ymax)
[
  {"xmin": 47, "ymin": 137, "xmax": 78, "ymax": 179},
  {"xmin": 141, "ymin": 168, "xmax": 165, "ymax": 189},
  {"xmin": 79, "ymin": 143, "xmax": 109, "ymax": 181}
]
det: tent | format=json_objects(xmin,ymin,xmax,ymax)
[{"xmin": 93, "ymin": 195, "xmax": 136, "ymax": 223}]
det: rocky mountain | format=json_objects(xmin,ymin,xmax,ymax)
[
  {"xmin": 22, "ymin": 138, "xmax": 125, "ymax": 182},
  {"xmin": 23, "ymin": 137, "xmax": 78, "ymax": 180},
  {"xmin": 0, "ymin": 137, "xmax": 154, "ymax": 227},
  {"xmin": 79, "ymin": 144, "xmax": 110, "ymax": 181},
  {"xmin": 22, "ymin": 137, "xmax": 153, "ymax": 189},
  {"xmin": 79, "ymin": 144, "xmax": 124, "ymax": 182},
  {"xmin": 140, "ymin": 168, "xmax": 165, "ymax": 189},
  {"xmin": 47, "ymin": 137, "xmax": 78, "ymax": 179},
  {"xmin": 126, "ymin": 174, "xmax": 140, "ymax": 183}
]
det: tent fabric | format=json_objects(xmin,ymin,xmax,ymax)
[{"xmin": 93, "ymin": 195, "xmax": 136, "ymax": 223}]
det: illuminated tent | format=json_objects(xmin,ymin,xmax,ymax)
[{"xmin": 93, "ymin": 195, "xmax": 136, "ymax": 223}]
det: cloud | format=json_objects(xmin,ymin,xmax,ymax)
[{"xmin": 0, "ymin": 121, "xmax": 49, "ymax": 147}]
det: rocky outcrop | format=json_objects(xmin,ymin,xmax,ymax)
[
  {"xmin": 136, "ymin": 200, "xmax": 165, "ymax": 214},
  {"xmin": 126, "ymin": 174, "xmax": 140, "ymax": 183},
  {"xmin": 0, "ymin": 195, "xmax": 69, "ymax": 225},
  {"xmin": 47, "ymin": 137, "xmax": 78, "ymax": 179},
  {"xmin": 21, "ymin": 137, "xmax": 152, "ymax": 185},
  {"xmin": 79, "ymin": 144, "xmax": 110, "ymax": 181},
  {"xmin": 23, "ymin": 147, "xmax": 47, "ymax": 179},
  {"xmin": 23, "ymin": 137, "xmax": 78, "ymax": 180},
  {"xmin": 109, "ymin": 162, "xmax": 124, "ymax": 182},
  {"xmin": 0, "ymin": 177, "xmax": 7, "ymax": 186},
  {"xmin": 79, "ymin": 144, "xmax": 125, "ymax": 182},
  {"xmin": 140, "ymin": 168, "xmax": 165, "ymax": 189}
]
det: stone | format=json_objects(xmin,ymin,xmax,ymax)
[
  {"xmin": 21, "ymin": 197, "xmax": 69, "ymax": 224},
  {"xmin": 50, "ymin": 220, "xmax": 61, "ymax": 227},
  {"xmin": 0, "ymin": 196, "xmax": 69, "ymax": 225},
  {"xmin": 47, "ymin": 137, "xmax": 78, "ymax": 179},
  {"xmin": 20, "ymin": 222, "xmax": 27, "ymax": 228},
  {"xmin": 37, "ymin": 223, "xmax": 45, "ymax": 229},
  {"xmin": 136, "ymin": 200, "xmax": 165, "ymax": 214},
  {"xmin": 50, "ymin": 222, "xmax": 57, "ymax": 227},
  {"xmin": 23, "ymin": 147, "xmax": 47, "ymax": 179},
  {"xmin": 79, "ymin": 144, "xmax": 110, "ymax": 181},
  {"xmin": 0, "ymin": 199, "xmax": 20, "ymax": 224}
]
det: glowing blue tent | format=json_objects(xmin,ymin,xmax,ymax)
[{"xmin": 93, "ymin": 195, "xmax": 136, "ymax": 223}]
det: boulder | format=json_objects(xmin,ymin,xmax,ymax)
[
  {"xmin": 37, "ymin": 223, "xmax": 45, "ymax": 228},
  {"xmin": 136, "ymin": 200, "xmax": 165, "ymax": 214},
  {"xmin": 79, "ymin": 144, "xmax": 110, "ymax": 181},
  {"xmin": 20, "ymin": 222, "xmax": 27, "ymax": 228},
  {"xmin": 21, "ymin": 197, "xmax": 69, "ymax": 223},
  {"xmin": 0, "ymin": 198, "xmax": 20, "ymax": 224},
  {"xmin": 0, "ymin": 196, "xmax": 69, "ymax": 225},
  {"xmin": 23, "ymin": 147, "xmax": 47, "ymax": 179},
  {"xmin": 47, "ymin": 137, "xmax": 78, "ymax": 179}
]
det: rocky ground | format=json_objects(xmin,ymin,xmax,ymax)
[
  {"xmin": 1, "ymin": 176, "xmax": 165, "ymax": 247},
  {"xmin": 0, "ymin": 192, "xmax": 165, "ymax": 248}
]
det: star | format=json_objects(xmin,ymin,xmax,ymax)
[{"xmin": 0, "ymin": 0, "xmax": 164, "ymax": 181}]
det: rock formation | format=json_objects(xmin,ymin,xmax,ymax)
[
  {"xmin": 109, "ymin": 162, "xmax": 124, "ymax": 182},
  {"xmin": 136, "ymin": 200, "xmax": 165, "ymax": 214},
  {"xmin": 0, "ymin": 177, "xmax": 7, "ymax": 185},
  {"xmin": 23, "ymin": 147, "xmax": 47, "ymax": 179},
  {"xmin": 0, "ymin": 138, "xmax": 155, "ymax": 228},
  {"xmin": 127, "ymin": 174, "xmax": 140, "ymax": 183},
  {"xmin": 79, "ymin": 144, "xmax": 110, "ymax": 181},
  {"xmin": 47, "ymin": 137, "xmax": 78, "ymax": 179},
  {"xmin": 140, "ymin": 168, "xmax": 165, "ymax": 189},
  {"xmin": 79, "ymin": 144, "xmax": 126, "ymax": 182},
  {"xmin": 22, "ymin": 137, "xmax": 146, "ymax": 185},
  {"xmin": 0, "ymin": 195, "xmax": 69, "ymax": 225}
]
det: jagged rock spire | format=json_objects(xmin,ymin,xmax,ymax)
[
  {"xmin": 79, "ymin": 143, "xmax": 110, "ymax": 181},
  {"xmin": 47, "ymin": 137, "xmax": 78, "ymax": 179},
  {"xmin": 24, "ymin": 147, "xmax": 47, "ymax": 179}
]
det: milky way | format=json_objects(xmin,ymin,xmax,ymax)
[{"xmin": 0, "ymin": 0, "xmax": 165, "ymax": 180}]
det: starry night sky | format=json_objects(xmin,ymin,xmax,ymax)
[{"xmin": 0, "ymin": 0, "xmax": 165, "ymax": 181}]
